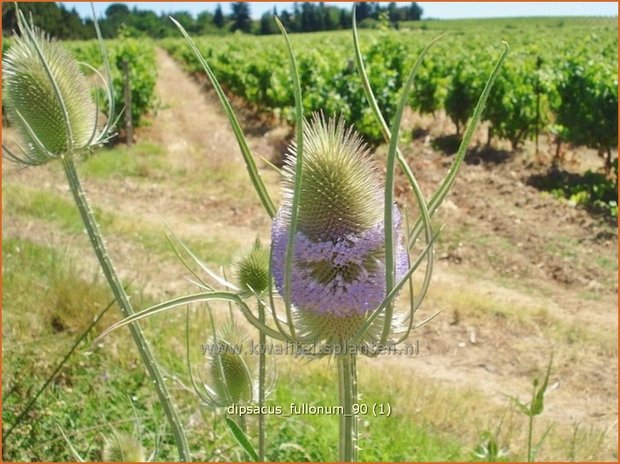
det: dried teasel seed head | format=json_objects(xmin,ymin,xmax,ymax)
[{"xmin": 102, "ymin": 433, "xmax": 145, "ymax": 462}]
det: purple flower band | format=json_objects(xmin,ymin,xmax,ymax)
[{"xmin": 272, "ymin": 205, "xmax": 409, "ymax": 317}]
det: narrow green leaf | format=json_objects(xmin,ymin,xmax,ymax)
[
  {"xmin": 225, "ymin": 416, "xmax": 259, "ymax": 461},
  {"xmin": 90, "ymin": 2, "xmax": 116, "ymax": 140},
  {"xmin": 274, "ymin": 16, "xmax": 303, "ymax": 341},
  {"xmin": 162, "ymin": 221, "xmax": 237, "ymax": 291},
  {"xmin": 92, "ymin": 291, "xmax": 286, "ymax": 347},
  {"xmin": 352, "ymin": 7, "xmax": 437, "ymax": 344},
  {"xmin": 257, "ymin": 153, "xmax": 282, "ymax": 174},
  {"xmin": 381, "ymin": 26, "xmax": 439, "ymax": 343},
  {"xmin": 409, "ymin": 42, "xmax": 510, "ymax": 244},
  {"xmin": 165, "ymin": 229, "xmax": 212, "ymax": 291},
  {"xmin": 509, "ymin": 395, "xmax": 533, "ymax": 417},
  {"xmin": 531, "ymin": 355, "xmax": 553, "ymax": 416},
  {"xmin": 58, "ymin": 427, "xmax": 86, "ymax": 462},
  {"xmin": 76, "ymin": 61, "xmax": 103, "ymax": 147}
]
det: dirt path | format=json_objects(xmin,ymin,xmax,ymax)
[
  {"xmin": 142, "ymin": 48, "xmax": 280, "ymax": 172},
  {"xmin": 3, "ymin": 48, "xmax": 617, "ymax": 458},
  {"xmin": 142, "ymin": 48, "xmax": 241, "ymax": 171}
]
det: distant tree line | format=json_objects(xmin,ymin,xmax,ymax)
[
  {"xmin": 262, "ymin": 2, "xmax": 423, "ymax": 34},
  {"xmin": 2, "ymin": 2, "xmax": 94, "ymax": 39},
  {"xmin": 2, "ymin": 2, "xmax": 423, "ymax": 39}
]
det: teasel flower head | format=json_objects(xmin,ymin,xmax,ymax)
[
  {"xmin": 2, "ymin": 8, "xmax": 114, "ymax": 166},
  {"xmin": 206, "ymin": 337, "xmax": 253, "ymax": 405},
  {"xmin": 102, "ymin": 432, "xmax": 146, "ymax": 462},
  {"xmin": 233, "ymin": 239, "xmax": 270, "ymax": 296},
  {"xmin": 271, "ymin": 114, "xmax": 409, "ymax": 347},
  {"xmin": 193, "ymin": 314, "xmax": 275, "ymax": 408}
]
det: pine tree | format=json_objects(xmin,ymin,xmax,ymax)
[
  {"xmin": 213, "ymin": 4, "xmax": 225, "ymax": 28},
  {"xmin": 280, "ymin": 9, "xmax": 293, "ymax": 30},
  {"xmin": 259, "ymin": 11, "xmax": 277, "ymax": 35},
  {"xmin": 230, "ymin": 2, "xmax": 252, "ymax": 33},
  {"xmin": 409, "ymin": 2, "xmax": 423, "ymax": 20},
  {"xmin": 338, "ymin": 9, "xmax": 350, "ymax": 29},
  {"xmin": 355, "ymin": 2, "xmax": 372, "ymax": 22}
]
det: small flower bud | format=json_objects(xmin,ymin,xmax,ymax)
[{"xmin": 233, "ymin": 240, "xmax": 270, "ymax": 295}]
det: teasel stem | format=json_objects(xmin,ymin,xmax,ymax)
[
  {"xmin": 338, "ymin": 353, "xmax": 357, "ymax": 462},
  {"xmin": 351, "ymin": 354, "xmax": 359, "ymax": 460},
  {"xmin": 60, "ymin": 155, "xmax": 191, "ymax": 461},
  {"xmin": 526, "ymin": 380, "xmax": 536, "ymax": 462},
  {"xmin": 527, "ymin": 413, "xmax": 534, "ymax": 462},
  {"xmin": 258, "ymin": 299, "xmax": 267, "ymax": 461}
]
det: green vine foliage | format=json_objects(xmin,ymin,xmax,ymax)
[
  {"xmin": 109, "ymin": 36, "xmax": 157, "ymax": 127},
  {"xmin": 485, "ymin": 53, "xmax": 554, "ymax": 150},
  {"xmin": 444, "ymin": 59, "xmax": 489, "ymax": 135},
  {"xmin": 553, "ymin": 55, "xmax": 618, "ymax": 156},
  {"xmin": 64, "ymin": 35, "xmax": 157, "ymax": 128},
  {"xmin": 161, "ymin": 25, "xmax": 616, "ymax": 150}
]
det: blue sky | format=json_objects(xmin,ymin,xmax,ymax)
[{"xmin": 63, "ymin": 2, "xmax": 618, "ymax": 20}]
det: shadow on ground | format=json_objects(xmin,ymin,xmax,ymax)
[{"xmin": 527, "ymin": 166, "xmax": 618, "ymax": 223}]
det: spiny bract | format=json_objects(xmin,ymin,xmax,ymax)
[
  {"xmin": 3, "ymin": 17, "xmax": 96, "ymax": 164},
  {"xmin": 272, "ymin": 114, "xmax": 408, "ymax": 346}
]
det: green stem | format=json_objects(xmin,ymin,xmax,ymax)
[
  {"xmin": 258, "ymin": 301, "xmax": 266, "ymax": 461},
  {"xmin": 61, "ymin": 156, "xmax": 191, "ymax": 461},
  {"xmin": 527, "ymin": 414, "xmax": 534, "ymax": 462},
  {"xmin": 238, "ymin": 414, "xmax": 247, "ymax": 434},
  {"xmin": 338, "ymin": 354, "xmax": 357, "ymax": 462},
  {"xmin": 351, "ymin": 354, "xmax": 358, "ymax": 460}
]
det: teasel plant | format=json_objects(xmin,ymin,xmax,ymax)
[
  {"xmin": 162, "ymin": 219, "xmax": 274, "ymax": 460},
  {"xmin": 232, "ymin": 239, "xmax": 274, "ymax": 460},
  {"xmin": 164, "ymin": 221, "xmax": 275, "ymax": 460},
  {"xmin": 95, "ymin": 7, "xmax": 508, "ymax": 462},
  {"xmin": 1, "ymin": 6, "xmax": 191, "ymax": 460}
]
